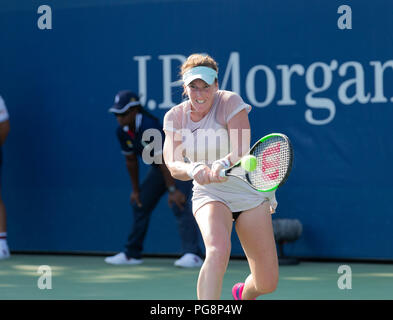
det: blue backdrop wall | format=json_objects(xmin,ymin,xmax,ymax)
[{"xmin": 1, "ymin": 0, "xmax": 392, "ymax": 260}]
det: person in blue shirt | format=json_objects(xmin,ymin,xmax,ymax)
[{"xmin": 105, "ymin": 90, "xmax": 203, "ymax": 267}]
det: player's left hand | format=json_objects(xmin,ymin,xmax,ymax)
[{"xmin": 210, "ymin": 162, "xmax": 228, "ymax": 183}]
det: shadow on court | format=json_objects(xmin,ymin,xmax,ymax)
[{"xmin": 0, "ymin": 254, "xmax": 392, "ymax": 300}]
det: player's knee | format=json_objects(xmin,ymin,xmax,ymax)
[
  {"xmin": 254, "ymin": 275, "xmax": 278, "ymax": 294},
  {"xmin": 205, "ymin": 244, "xmax": 231, "ymax": 270}
]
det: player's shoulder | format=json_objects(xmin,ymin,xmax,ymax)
[
  {"xmin": 216, "ymin": 90, "xmax": 245, "ymax": 113},
  {"xmin": 164, "ymin": 100, "xmax": 188, "ymax": 120},
  {"xmin": 217, "ymin": 90, "xmax": 242, "ymax": 102},
  {"xmin": 169, "ymin": 100, "xmax": 188, "ymax": 114}
]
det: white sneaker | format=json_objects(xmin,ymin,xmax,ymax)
[
  {"xmin": 104, "ymin": 252, "xmax": 143, "ymax": 265},
  {"xmin": 0, "ymin": 241, "xmax": 10, "ymax": 260},
  {"xmin": 174, "ymin": 253, "xmax": 203, "ymax": 268}
]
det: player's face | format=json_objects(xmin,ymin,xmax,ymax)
[{"xmin": 186, "ymin": 79, "xmax": 218, "ymax": 115}]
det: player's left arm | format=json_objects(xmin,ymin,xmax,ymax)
[
  {"xmin": 210, "ymin": 109, "xmax": 251, "ymax": 182},
  {"xmin": 226, "ymin": 109, "xmax": 251, "ymax": 164}
]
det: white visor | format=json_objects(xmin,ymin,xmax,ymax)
[{"xmin": 182, "ymin": 66, "xmax": 217, "ymax": 86}]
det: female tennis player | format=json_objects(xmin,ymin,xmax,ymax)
[{"xmin": 163, "ymin": 54, "xmax": 278, "ymax": 300}]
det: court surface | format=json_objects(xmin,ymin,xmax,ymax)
[{"xmin": 0, "ymin": 254, "xmax": 392, "ymax": 300}]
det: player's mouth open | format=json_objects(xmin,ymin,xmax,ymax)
[{"xmin": 196, "ymin": 99, "xmax": 205, "ymax": 104}]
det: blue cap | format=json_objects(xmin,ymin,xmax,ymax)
[
  {"xmin": 182, "ymin": 66, "xmax": 218, "ymax": 86},
  {"xmin": 109, "ymin": 90, "xmax": 141, "ymax": 114}
]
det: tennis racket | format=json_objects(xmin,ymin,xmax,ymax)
[{"xmin": 219, "ymin": 133, "xmax": 293, "ymax": 192}]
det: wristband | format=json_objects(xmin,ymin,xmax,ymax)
[
  {"xmin": 187, "ymin": 162, "xmax": 205, "ymax": 179},
  {"xmin": 212, "ymin": 158, "xmax": 231, "ymax": 169}
]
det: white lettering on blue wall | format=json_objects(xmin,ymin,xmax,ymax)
[{"xmin": 134, "ymin": 52, "xmax": 393, "ymax": 126}]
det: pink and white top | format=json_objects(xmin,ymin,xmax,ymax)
[{"xmin": 164, "ymin": 90, "xmax": 276, "ymax": 215}]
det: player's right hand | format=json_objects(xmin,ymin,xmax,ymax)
[{"xmin": 192, "ymin": 165, "xmax": 212, "ymax": 185}]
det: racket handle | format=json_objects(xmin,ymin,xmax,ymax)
[{"xmin": 219, "ymin": 169, "xmax": 226, "ymax": 177}]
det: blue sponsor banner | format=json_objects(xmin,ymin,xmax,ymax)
[{"xmin": 0, "ymin": 0, "xmax": 392, "ymax": 259}]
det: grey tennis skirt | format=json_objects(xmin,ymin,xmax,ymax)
[{"xmin": 191, "ymin": 176, "xmax": 277, "ymax": 215}]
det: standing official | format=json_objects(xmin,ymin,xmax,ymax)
[{"xmin": 105, "ymin": 90, "xmax": 203, "ymax": 268}]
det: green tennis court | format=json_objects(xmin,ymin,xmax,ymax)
[{"xmin": 0, "ymin": 254, "xmax": 392, "ymax": 300}]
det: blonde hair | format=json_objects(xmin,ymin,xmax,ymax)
[{"xmin": 180, "ymin": 53, "xmax": 219, "ymax": 77}]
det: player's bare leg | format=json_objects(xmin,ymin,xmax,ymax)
[
  {"xmin": 235, "ymin": 201, "xmax": 278, "ymax": 300},
  {"xmin": 194, "ymin": 202, "xmax": 233, "ymax": 299}
]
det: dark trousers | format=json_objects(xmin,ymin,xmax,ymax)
[{"xmin": 125, "ymin": 165, "xmax": 202, "ymax": 259}]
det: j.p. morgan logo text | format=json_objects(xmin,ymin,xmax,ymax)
[{"xmin": 133, "ymin": 52, "xmax": 393, "ymax": 125}]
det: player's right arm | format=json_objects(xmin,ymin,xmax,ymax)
[
  {"xmin": 163, "ymin": 130, "xmax": 211, "ymax": 184},
  {"xmin": 163, "ymin": 130, "xmax": 192, "ymax": 181},
  {"xmin": 163, "ymin": 107, "xmax": 212, "ymax": 184}
]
